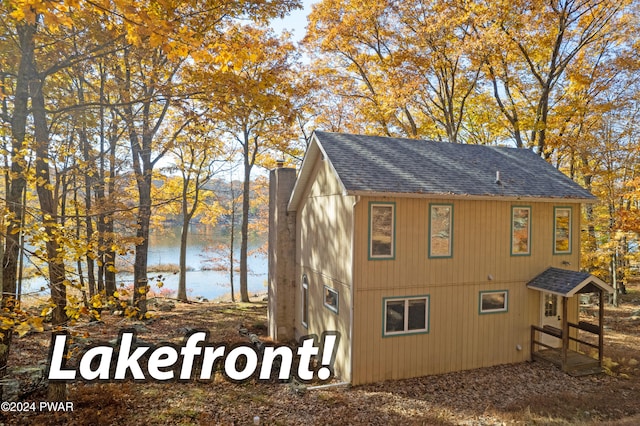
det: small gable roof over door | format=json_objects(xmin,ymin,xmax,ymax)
[{"xmin": 527, "ymin": 267, "xmax": 614, "ymax": 297}]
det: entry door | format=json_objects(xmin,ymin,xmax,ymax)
[{"xmin": 540, "ymin": 293, "xmax": 562, "ymax": 348}]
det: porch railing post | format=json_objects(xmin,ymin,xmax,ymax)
[
  {"xmin": 562, "ymin": 296, "xmax": 569, "ymax": 371},
  {"xmin": 530, "ymin": 325, "xmax": 535, "ymax": 360},
  {"xmin": 599, "ymin": 290, "xmax": 605, "ymax": 366}
]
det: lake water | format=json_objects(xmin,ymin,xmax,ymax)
[{"xmin": 22, "ymin": 224, "xmax": 268, "ymax": 301}]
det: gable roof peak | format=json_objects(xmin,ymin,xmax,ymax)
[{"xmin": 287, "ymin": 131, "xmax": 595, "ymax": 211}]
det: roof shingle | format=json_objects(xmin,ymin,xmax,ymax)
[
  {"xmin": 314, "ymin": 131, "xmax": 595, "ymax": 200},
  {"xmin": 527, "ymin": 267, "xmax": 612, "ymax": 296}
]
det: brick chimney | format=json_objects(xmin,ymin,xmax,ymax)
[{"xmin": 268, "ymin": 165, "xmax": 296, "ymax": 341}]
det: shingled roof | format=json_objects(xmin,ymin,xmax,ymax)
[
  {"xmin": 288, "ymin": 131, "xmax": 595, "ymax": 210},
  {"xmin": 527, "ymin": 267, "xmax": 613, "ymax": 297},
  {"xmin": 313, "ymin": 131, "xmax": 594, "ymax": 200}
]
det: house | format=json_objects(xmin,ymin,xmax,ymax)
[{"xmin": 267, "ymin": 131, "xmax": 614, "ymax": 385}]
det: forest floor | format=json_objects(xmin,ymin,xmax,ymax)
[{"xmin": 2, "ymin": 284, "xmax": 639, "ymax": 426}]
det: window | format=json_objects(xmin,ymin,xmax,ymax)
[
  {"xmin": 544, "ymin": 293, "xmax": 558, "ymax": 317},
  {"xmin": 479, "ymin": 290, "xmax": 508, "ymax": 314},
  {"xmin": 369, "ymin": 202, "xmax": 395, "ymax": 259},
  {"xmin": 301, "ymin": 275, "xmax": 309, "ymax": 328},
  {"xmin": 383, "ymin": 296, "xmax": 429, "ymax": 336},
  {"xmin": 429, "ymin": 204, "xmax": 453, "ymax": 258},
  {"xmin": 554, "ymin": 207, "xmax": 572, "ymax": 254},
  {"xmin": 511, "ymin": 206, "xmax": 531, "ymax": 255},
  {"xmin": 323, "ymin": 286, "xmax": 339, "ymax": 314}
]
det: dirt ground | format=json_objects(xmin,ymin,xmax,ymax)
[{"xmin": 1, "ymin": 285, "xmax": 639, "ymax": 426}]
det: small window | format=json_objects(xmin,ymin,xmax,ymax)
[
  {"xmin": 429, "ymin": 204, "xmax": 453, "ymax": 258},
  {"xmin": 323, "ymin": 286, "xmax": 339, "ymax": 314},
  {"xmin": 369, "ymin": 202, "xmax": 395, "ymax": 259},
  {"xmin": 479, "ymin": 290, "xmax": 508, "ymax": 314},
  {"xmin": 383, "ymin": 296, "xmax": 429, "ymax": 336},
  {"xmin": 301, "ymin": 275, "xmax": 309, "ymax": 328},
  {"xmin": 544, "ymin": 293, "xmax": 558, "ymax": 317},
  {"xmin": 511, "ymin": 206, "xmax": 531, "ymax": 256},
  {"xmin": 554, "ymin": 207, "xmax": 572, "ymax": 254}
]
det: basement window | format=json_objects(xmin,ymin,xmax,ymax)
[
  {"xmin": 323, "ymin": 286, "xmax": 339, "ymax": 314},
  {"xmin": 383, "ymin": 296, "xmax": 429, "ymax": 336},
  {"xmin": 369, "ymin": 202, "xmax": 395, "ymax": 259}
]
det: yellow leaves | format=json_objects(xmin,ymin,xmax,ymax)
[
  {"xmin": 28, "ymin": 317, "xmax": 44, "ymax": 333},
  {"xmin": 0, "ymin": 316, "xmax": 15, "ymax": 329},
  {"xmin": 190, "ymin": 49, "xmax": 213, "ymax": 64},
  {"xmin": 1, "ymin": 300, "xmax": 45, "ymax": 338},
  {"xmin": 9, "ymin": 3, "xmax": 26, "ymax": 21},
  {"xmin": 9, "ymin": 0, "xmax": 74, "ymax": 30},
  {"xmin": 89, "ymin": 294, "xmax": 104, "ymax": 313},
  {"xmin": 166, "ymin": 41, "xmax": 190, "ymax": 61},
  {"xmin": 149, "ymin": 32, "xmax": 165, "ymax": 48},
  {"xmin": 41, "ymin": 305, "xmax": 53, "ymax": 317},
  {"xmin": 14, "ymin": 322, "xmax": 31, "ymax": 338}
]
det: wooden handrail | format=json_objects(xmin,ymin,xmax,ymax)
[
  {"xmin": 531, "ymin": 325, "xmax": 601, "ymax": 358},
  {"xmin": 568, "ymin": 321, "xmax": 600, "ymax": 335}
]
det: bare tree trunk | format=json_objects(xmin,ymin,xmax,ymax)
[
  {"xmin": 29, "ymin": 46, "xmax": 68, "ymax": 403},
  {"xmin": 104, "ymin": 131, "xmax": 118, "ymax": 297},
  {"xmin": 229, "ymin": 185, "xmax": 236, "ymax": 303},
  {"xmin": 177, "ymin": 214, "xmax": 190, "ymax": 302},
  {"xmin": 133, "ymin": 180, "xmax": 151, "ymax": 315},
  {"xmin": 0, "ymin": 21, "xmax": 33, "ymax": 401},
  {"xmin": 240, "ymin": 155, "xmax": 251, "ymax": 303},
  {"xmin": 77, "ymin": 75, "xmax": 97, "ymax": 297},
  {"xmin": 2, "ymin": 22, "xmax": 33, "ymax": 301},
  {"xmin": 32, "ymin": 76, "xmax": 67, "ymax": 328}
]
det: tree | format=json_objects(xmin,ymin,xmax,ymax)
[
  {"xmin": 200, "ymin": 176, "xmax": 242, "ymax": 302},
  {"xmin": 204, "ymin": 24, "xmax": 300, "ymax": 302},
  {"xmin": 112, "ymin": 0, "xmax": 301, "ymax": 316},
  {"xmin": 305, "ymin": 0, "xmax": 483, "ymax": 142},
  {"xmin": 305, "ymin": 0, "xmax": 408, "ymax": 136},
  {"xmin": 479, "ymin": 0, "xmax": 631, "ymax": 154},
  {"xmin": 166, "ymin": 118, "xmax": 226, "ymax": 302}
]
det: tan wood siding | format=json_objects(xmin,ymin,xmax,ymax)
[
  {"xmin": 353, "ymin": 198, "xmax": 581, "ymax": 290},
  {"xmin": 293, "ymin": 159, "xmax": 353, "ymax": 381},
  {"xmin": 351, "ymin": 197, "xmax": 583, "ymax": 384}
]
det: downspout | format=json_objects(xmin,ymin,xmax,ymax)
[{"xmin": 349, "ymin": 195, "xmax": 360, "ymax": 385}]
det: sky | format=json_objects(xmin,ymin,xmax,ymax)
[{"xmin": 270, "ymin": 0, "xmax": 315, "ymax": 42}]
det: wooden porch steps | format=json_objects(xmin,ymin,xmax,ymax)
[
  {"xmin": 567, "ymin": 365, "xmax": 603, "ymax": 377},
  {"xmin": 532, "ymin": 348, "xmax": 603, "ymax": 377}
]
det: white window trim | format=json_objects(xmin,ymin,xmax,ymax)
[
  {"xmin": 301, "ymin": 275, "xmax": 309, "ymax": 329},
  {"xmin": 323, "ymin": 285, "xmax": 339, "ymax": 314},
  {"xmin": 383, "ymin": 295, "xmax": 430, "ymax": 337},
  {"xmin": 479, "ymin": 290, "xmax": 509, "ymax": 314}
]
